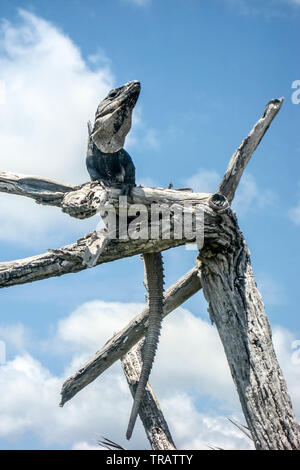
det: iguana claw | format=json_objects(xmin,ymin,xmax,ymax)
[{"xmin": 120, "ymin": 183, "xmax": 135, "ymax": 198}]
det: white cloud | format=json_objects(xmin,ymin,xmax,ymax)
[
  {"xmin": 281, "ymin": 0, "xmax": 300, "ymax": 5},
  {"xmin": 287, "ymin": 181, "xmax": 300, "ymax": 225},
  {"xmin": 0, "ymin": 10, "xmax": 114, "ymax": 245},
  {"xmin": 0, "ymin": 300, "xmax": 244, "ymax": 449},
  {"xmin": 0, "ymin": 322, "xmax": 30, "ymax": 353},
  {"xmin": 126, "ymin": 105, "xmax": 160, "ymax": 152},
  {"xmin": 288, "ymin": 201, "xmax": 300, "ymax": 225},
  {"xmin": 232, "ymin": 173, "xmax": 276, "ymax": 215},
  {"xmin": 0, "ymin": 10, "xmax": 113, "ymax": 182},
  {"xmin": 143, "ymin": 128, "xmax": 160, "ymax": 150},
  {"xmin": 255, "ymin": 273, "xmax": 286, "ymax": 306},
  {"xmin": 54, "ymin": 300, "xmax": 238, "ymax": 406},
  {"xmin": 155, "ymin": 308, "xmax": 237, "ymax": 405},
  {"xmin": 0, "ymin": 10, "xmax": 155, "ymax": 248},
  {"xmin": 54, "ymin": 300, "xmax": 144, "ymax": 356},
  {"xmin": 51, "ymin": 300, "xmax": 236, "ymax": 403},
  {"xmin": 0, "ymin": 192, "xmax": 97, "ymax": 248},
  {"xmin": 185, "ymin": 169, "xmax": 276, "ymax": 215},
  {"xmin": 0, "ymin": 353, "xmax": 135, "ymax": 448},
  {"xmin": 162, "ymin": 394, "xmax": 253, "ymax": 450},
  {"xmin": 273, "ymin": 326, "xmax": 300, "ymax": 417},
  {"xmin": 185, "ymin": 168, "xmax": 220, "ymax": 194},
  {"xmin": 0, "ymin": 299, "xmax": 299, "ymax": 449},
  {"xmin": 72, "ymin": 441, "xmax": 101, "ymax": 450}
]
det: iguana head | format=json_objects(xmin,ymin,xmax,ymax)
[{"xmin": 91, "ymin": 80, "xmax": 141, "ymax": 153}]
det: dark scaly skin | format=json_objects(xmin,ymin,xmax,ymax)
[
  {"xmin": 86, "ymin": 122, "xmax": 136, "ymax": 195},
  {"xmin": 126, "ymin": 252, "xmax": 164, "ymax": 440},
  {"xmin": 86, "ymin": 81, "xmax": 164, "ymax": 439}
]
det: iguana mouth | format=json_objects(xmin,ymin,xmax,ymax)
[
  {"xmin": 94, "ymin": 81, "xmax": 140, "ymax": 120},
  {"xmin": 91, "ymin": 80, "xmax": 141, "ymax": 153}
]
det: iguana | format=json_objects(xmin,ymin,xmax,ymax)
[{"xmin": 86, "ymin": 80, "xmax": 164, "ymax": 440}]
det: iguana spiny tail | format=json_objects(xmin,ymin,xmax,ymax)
[
  {"xmin": 85, "ymin": 81, "xmax": 165, "ymax": 440},
  {"xmin": 126, "ymin": 251, "xmax": 164, "ymax": 440}
]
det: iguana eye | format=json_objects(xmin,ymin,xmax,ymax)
[{"xmin": 108, "ymin": 90, "xmax": 118, "ymax": 99}]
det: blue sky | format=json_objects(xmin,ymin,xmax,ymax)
[{"xmin": 0, "ymin": 0, "xmax": 299, "ymax": 450}]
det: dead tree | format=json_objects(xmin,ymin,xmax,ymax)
[{"xmin": 0, "ymin": 97, "xmax": 299, "ymax": 450}]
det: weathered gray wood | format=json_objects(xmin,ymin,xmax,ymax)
[
  {"xmin": 218, "ymin": 98, "xmax": 283, "ymax": 203},
  {"xmin": 0, "ymin": 187, "xmax": 219, "ymax": 288},
  {"xmin": 0, "ymin": 170, "xmax": 75, "ymax": 205},
  {"xmin": 197, "ymin": 98, "xmax": 300, "ymax": 449},
  {"xmin": 197, "ymin": 207, "xmax": 300, "ymax": 449},
  {"xmin": 121, "ymin": 340, "xmax": 176, "ymax": 450},
  {"xmin": 1, "ymin": 96, "xmax": 299, "ymax": 450},
  {"xmin": 0, "ymin": 229, "xmax": 196, "ymax": 289},
  {"xmin": 0, "ymin": 171, "xmax": 210, "ymax": 219},
  {"xmin": 60, "ymin": 267, "xmax": 201, "ymax": 406}
]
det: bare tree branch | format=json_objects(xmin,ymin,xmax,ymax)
[
  {"xmin": 2, "ymin": 96, "xmax": 298, "ymax": 449},
  {"xmin": 0, "ymin": 186, "xmax": 223, "ymax": 288},
  {"xmin": 0, "ymin": 170, "xmax": 75, "ymax": 205},
  {"xmin": 218, "ymin": 98, "xmax": 283, "ymax": 203},
  {"xmin": 61, "ymin": 97, "xmax": 300, "ymax": 450},
  {"xmin": 0, "ymin": 171, "xmax": 210, "ymax": 219},
  {"xmin": 0, "ymin": 230, "xmax": 196, "ymax": 289},
  {"xmin": 60, "ymin": 267, "xmax": 201, "ymax": 406}
]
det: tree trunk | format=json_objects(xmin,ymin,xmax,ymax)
[
  {"xmin": 198, "ymin": 208, "xmax": 300, "ymax": 449},
  {"xmin": 1, "ymin": 95, "xmax": 299, "ymax": 450}
]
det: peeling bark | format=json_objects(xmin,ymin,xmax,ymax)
[
  {"xmin": 1, "ymin": 96, "xmax": 299, "ymax": 450},
  {"xmin": 197, "ymin": 207, "xmax": 300, "ymax": 449},
  {"xmin": 0, "ymin": 170, "xmax": 75, "ymax": 205},
  {"xmin": 0, "ymin": 188, "xmax": 216, "ymax": 288}
]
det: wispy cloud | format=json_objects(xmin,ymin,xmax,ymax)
[
  {"xmin": 232, "ymin": 172, "xmax": 277, "ymax": 216},
  {"xmin": 0, "ymin": 10, "xmax": 158, "ymax": 249},
  {"xmin": 184, "ymin": 169, "xmax": 276, "ymax": 215},
  {"xmin": 126, "ymin": 105, "xmax": 160, "ymax": 152},
  {"xmin": 185, "ymin": 168, "xmax": 220, "ymax": 194},
  {"xmin": 287, "ymin": 181, "xmax": 300, "ymax": 225},
  {"xmin": 143, "ymin": 128, "xmax": 160, "ymax": 150},
  {"xmin": 288, "ymin": 202, "xmax": 300, "ymax": 225},
  {"xmin": 256, "ymin": 273, "xmax": 286, "ymax": 306},
  {"xmin": 0, "ymin": 298, "xmax": 299, "ymax": 448},
  {"xmin": 0, "ymin": 10, "xmax": 114, "ymax": 246},
  {"xmin": 272, "ymin": 326, "xmax": 300, "ymax": 417},
  {"xmin": 0, "ymin": 300, "xmax": 245, "ymax": 449}
]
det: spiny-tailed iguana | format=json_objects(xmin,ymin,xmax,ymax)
[{"xmin": 86, "ymin": 80, "xmax": 164, "ymax": 440}]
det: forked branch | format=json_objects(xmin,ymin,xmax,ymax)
[{"xmin": 1, "ymin": 96, "xmax": 298, "ymax": 450}]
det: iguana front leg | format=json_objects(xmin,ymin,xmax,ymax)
[{"xmin": 86, "ymin": 122, "xmax": 136, "ymax": 196}]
